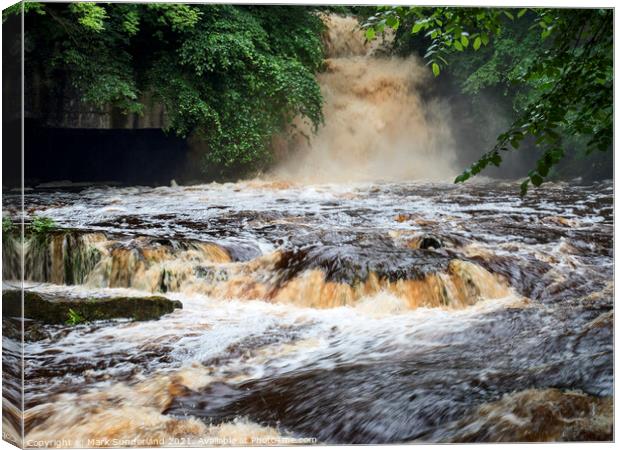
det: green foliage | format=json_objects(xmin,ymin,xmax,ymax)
[
  {"xmin": 18, "ymin": 3, "xmax": 325, "ymax": 174},
  {"xmin": 364, "ymin": 7, "xmax": 500, "ymax": 76},
  {"xmin": 365, "ymin": 7, "xmax": 612, "ymax": 194},
  {"xmin": 29, "ymin": 216, "xmax": 57, "ymax": 234},
  {"xmin": 162, "ymin": 6, "xmax": 324, "ymax": 169},
  {"xmin": 66, "ymin": 308, "xmax": 87, "ymax": 326},
  {"xmin": 145, "ymin": 3, "xmax": 201, "ymax": 32},
  {"xmin": 2, "ymin": 217, "xmax": 15, "ymax": 234},
  {"xmin": 69, "ymin": 3, "xmax": 108, "ymax": 32},
  {"xmin": 2, "ymin": 1, "xmax": 45, "ymax": 22}
]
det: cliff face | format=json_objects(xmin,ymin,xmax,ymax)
[
  {"xmin": 17, "ymin": 64, "xmax": 193, "ymax": 186},
  {"xmin": 25, "ymin": 66, "xmax": 167, "ymax": 129},
  {"xmin": 3, "ymin": 13, "xmax": 22, "ymax": 188}
]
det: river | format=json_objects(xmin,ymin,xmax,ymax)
[
  {"xmin": 1, "ymin": 178, "xmax": 614, "ymax": 445},
  {"xmin": 2, "ymin": 12, "xmax": 614, "ymax": 447}
]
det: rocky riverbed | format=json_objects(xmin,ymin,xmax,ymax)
[{"xmin": 2, "ymin": 178, "xmax": 613, "ymax": 445}]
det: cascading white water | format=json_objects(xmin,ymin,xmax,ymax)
[
  {"xmin": 3, "ymin": 179, "xmax": 613, "ymax": 445},
  {"xmin": 1, "ymin": 13, "xmax": 613, "ymax": 447},
  {"xmin": 272, "ymin": 14, "xmax": 457, "ymax": 182}
]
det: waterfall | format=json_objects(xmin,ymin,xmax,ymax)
[
  {"xmin": 272, "ymin": 14, "xmax": 457, "ymax": 182},
  {"xmin": 7, "ymin": 230, "xmax": 510, "ymax": 310}
]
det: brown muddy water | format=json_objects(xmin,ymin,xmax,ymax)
[{"xmin": 1, "ymin": 178, "xmax": 614, "ymax": 445}]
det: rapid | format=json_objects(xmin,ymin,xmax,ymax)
[
  {"xmin": 2, "ymin": 14, "xmax": 613, "ymax": 447},
  {"xmin": 2, "ymin": 179, "xmax": 613, "ymax": 444}
]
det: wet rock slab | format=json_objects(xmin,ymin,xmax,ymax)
[{"xmin": 2, "ymin": 289, "xmax": 182, "ymax": 324}]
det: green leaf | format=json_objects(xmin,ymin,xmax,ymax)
[
  {"xmin": 432, "ymin": 62, "xmax": 440, "ymax": 77},
  {"xmin": 435, "ymin": 54, "xmax": 449, "ymax": 65},
  {"xmin": 454, "ymin": 41, "xmax": 463, "ymax": 51},
  {"xmin": 454, "ymin": 172, "xmax": 470, "ymax": 183},
  {"xmin": 473, "ymin": 36, "xmax": 482, "ymax": 50},
  {"xmin": 490, "ymin": 153, "xmax": 502, "ymax": 167},
  {"xmin": 412, "ymin": 21, "xmax": 424, "ymax": 33},
  {"xmin": 365, "ymin": 27, "xmax": 376, "ymax": 40},
  {"xmin": 520, "ymin": 180, "xmax": 530, "ymax": 197},
  {"xmin": 386, "ymin": 15, "xmax": 398, "ymax": 29},
  {"xmin": 530, "ymin": 173, "xmax": 544, "ymax": 187},
  {"xmin": 461, "ymin": 35, "xmax": 469, "ymax": 47},
  {"xmin": 517, "ymin": 8, "xmax": 528, "ymax": 18},
  {"xmin": 537, "ymin": 160, "xmax": 550, "ymax": 177}
]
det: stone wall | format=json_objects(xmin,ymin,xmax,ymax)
[{"xmin": 24, "ymin": 66, "xmax": 167, "ymax": 130}]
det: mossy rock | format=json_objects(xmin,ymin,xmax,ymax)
[{"xmin": 2, "ymin": 290, "xmax": 182, "ymax": 324}]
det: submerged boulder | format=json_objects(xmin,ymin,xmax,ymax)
[
  {"xmin": 2, "ymin": 290, "xmax": 182, "ymax": 324},
  {"xmin": 2, "ymin": 317, "xmax": 51, "ymax": 341},
  {"xmin": 418, "ymin": 234, "xmax": 443, "ymax": 250}
]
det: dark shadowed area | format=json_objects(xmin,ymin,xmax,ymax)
[{"xmin": 24, "ymin": 121, "xmax": 189, "ymax": 186}]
